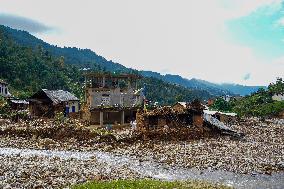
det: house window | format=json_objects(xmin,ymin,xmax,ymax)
[
  {"xmin": 5, "ymin": 88, "xmax": 7, "ymax": 94},
  {"xmin": 102, "ymin": 94, "xmax": 110, "ymax": 105},
  {"xmin": 0, "ymin": 87, "xmax": 1, "ymax": 94},
  {"xmin": 72, "ymin": 106, "xmax": 76, "ymax": 112}
]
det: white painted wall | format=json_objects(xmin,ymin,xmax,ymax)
[
  {"xmin": 222, "ymin": 95, "xmax": 231, "ymax": 102},
  {"xmin": 65, "ymin": 101, "xmax": 80, "ymax": 113},
  {"xmin": 0, "ymin": 83, "xmax": 10, "ymax": 97},
  {"xmin": 272, "ymin": 94, "xmax": 284, "ymax": 101},
  {"xmin": 88, "ymin": 87, "xmax": 143, "ymax": 108}
]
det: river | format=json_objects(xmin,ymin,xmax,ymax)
[{"xmin": 0, "ymin": 147, "xmax": 283, "ymax": 189}]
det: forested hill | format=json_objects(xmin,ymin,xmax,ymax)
[
  {"xmin": 0, "ymin": 25, "xmax": 264, "ymax": 97},
  {"xmin": 0, "ymin": 26, "xmax": 212, "ymax": 104},
  {"xmin": 141, "ymin": 71, "xmax": 265, "ymax": 96},
  {"xmin": 0, "ymin": 25, "xmax": 128, "ymax": 72}
]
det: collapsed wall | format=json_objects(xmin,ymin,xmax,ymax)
[{"xmin": 136, "ymin": 102, "xmax": 243, "ymax": 139}]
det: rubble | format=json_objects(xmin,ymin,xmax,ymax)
[
  {"xmin": 0, "ymin": 117, "xmax": 283, "ymax": 188},
  {"xmin": 203, "ymin": 113, "xmax": 244, "ymax": 138},
  {"xmin": 108, "ymin": 117, "xmax": 284, "ymax": 175},
  {"xmin": 0, "ymin": 118, "xmax": 116, "ymax": 143},
  {"xmin": 0, "ymin": 148, "xmax": 141, "ymax": 188},
  {"xmin": 136, "ymin": 102, "xmax": 242, "ymax": 140}
]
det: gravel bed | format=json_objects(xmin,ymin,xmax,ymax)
[
  {"xmin": 109, "ymin": 118, "xmax": 284, "ymax": 174},
  {"xmin": 0, "ymin": 118, "xmax": 283, "ymax": 188}
]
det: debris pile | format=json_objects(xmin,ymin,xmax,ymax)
[
  {"xmin": 110, "ymin": 117, "xmax": 284, "ymax": 174},
  {"xmin": 203, "ymin": 113, "xmax": 244, "ymax": 138},
  {"xmin": 0, "ymin": 117, "xmax": 283, "ymax": 187},
  {"xmin": 0, "ymin": 119, "xmax": 116, "ymax": 143},
  {"xmin": 136, "ymin": 101, "xmax": 241, "ymax": 140}
]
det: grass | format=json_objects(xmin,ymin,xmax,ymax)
[{"xmin": 71, "ymin": 179, "xmax": 232, "ymax": 189}]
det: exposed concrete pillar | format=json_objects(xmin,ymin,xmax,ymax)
[
  {"xmin": 128, "ymin": 77, "xmax": 131, "ymax": 89},
  {"xmin": 100, "ymin": 111, "xmax": 104, "ymax": 126},
  {"xmin": 102, "ymin": 77, "xmax": 105, "ymax": 87},
  {"xmin": 121, "ymin": 110, "xmax": 125, "ymax": 125}
]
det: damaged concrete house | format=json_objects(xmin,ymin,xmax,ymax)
[
  {"xmin": 81, "ymin": 73, "xmax": 143, "ymax": 126},
  {"xmin": 29, "ymin": 89, "xmax": 80, "ymax": 118}
]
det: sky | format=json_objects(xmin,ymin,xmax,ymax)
[{"xmin": 0, "ymin": 0, "xmax": 284, "ymax": 86}]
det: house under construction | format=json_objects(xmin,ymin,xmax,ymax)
[{"xmin": 81, "ymin": 73, "xmax": 143, "ymax": 126}]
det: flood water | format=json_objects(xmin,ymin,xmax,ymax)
[{"xmin": 0, "ymin": 147, "xmax": 283, "ymax": 189}]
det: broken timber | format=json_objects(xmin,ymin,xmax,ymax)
[{"xmin": 203, "ymin": 113, "xmax": 244, "ymax": 138}]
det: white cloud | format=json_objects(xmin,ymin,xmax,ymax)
[
  {"xmin": 275, "ymin": 17, "xmax": 284, "ymax": 26},
  {"xmin": 0, "ymin": 0, "xmax": 283, "ymax": 85}
]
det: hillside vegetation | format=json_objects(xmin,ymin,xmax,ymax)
[
  {"xmin": 210, "ymin": 78, "xmax": 284, "ymax": 117},
  {"xmin": 1, "ymin": 25, "xmax": 264, "ymax": 96},
  {"xmin": 0, "ymin": 26, "xmax": 211, "ymax": 104}
]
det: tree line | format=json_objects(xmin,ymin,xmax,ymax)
[{"xmin": 210, "ymin": 78, "xmax": 284, "ymax": 117}]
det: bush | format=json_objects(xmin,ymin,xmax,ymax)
[{"xmin": 210, "ymin": 98, "xmax": 232, "ymax": 112}]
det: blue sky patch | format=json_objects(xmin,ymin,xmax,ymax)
[{"xmin": 226, "ymin": 2, "xmax": 284, "ymax": 60}]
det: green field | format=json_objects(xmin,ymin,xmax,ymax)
[{"xmin": 72, "ymin": 179, "xmax": 232, "ymax": 189}]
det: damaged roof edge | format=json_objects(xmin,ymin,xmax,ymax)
[{"xmin": 31, "ymin": 89, "xmax": 79, "ymax": 105}]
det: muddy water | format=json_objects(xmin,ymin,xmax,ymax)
[{"xmin": 0, "ymin": 147, "xmax": 283, "ymax": 189}]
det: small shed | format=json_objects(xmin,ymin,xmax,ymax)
[
  {"xmin": 8, "ymin": 99, "xmax": 29, "ymax": 110},
  {"xmin": 207, "ymin": 99, "xmax": 214, "ymax": 106},
  {"xmin": 279, "ymin": 110, "xmax": 284, "ymax": 119},
  {"xmin": 172, "ymin": 102, "xmax": 187, "ymax": 112},
  {"xmin": 29, "ymin": 89, "xmax": 80, "ymax": 118}
]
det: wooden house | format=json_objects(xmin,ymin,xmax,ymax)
[{"xmin": 29, "ymin": 89, "xmax": 80, "ymax": 118}]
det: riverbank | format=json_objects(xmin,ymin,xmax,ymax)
[
  {"xmin": 0, "ymin": 146, "xmax": 284, "ymax": 189},
  {"xmin": 108, "ymin": 118, "xmax": 284, "ymax": 174},
  {"xmin": 0, "ymin": 118, "xmax": 283, "ymax": 188}
]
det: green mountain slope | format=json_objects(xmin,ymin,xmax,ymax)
[
  {"xmin": 0, "ymin": 25, "xmax": 260, "ymax": 96},
  {"xmin": 141, "ymin": 71, "xmax": 265, "ymax": 96},
  {"xmin": 0, "ymin": 26, "xmax": 212, "ymax": 104},
  {"xmin": 0, "ymin": 25, "xmax": 128, "ymax": 72},
  {"xmin": 1, "ymin": 25, "xmax": 263, "ymax": 97},
  {"xmin": 0, "ymin": 28, "xmax": 84, "ymax": 98}
]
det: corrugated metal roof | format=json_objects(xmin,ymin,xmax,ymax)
[
  {"xmin": 42, "ymin": 89, "xmax": 79, "ymax": 104},
  {"xmin": 10, "ymin": 100, "xmax": 29, "ymax": 104},
  {"xmin": 177, "ymin": 102, "xmax": 187, "ymax": 108},
  {"xmin": 203, "ymin": 110, "xmax": 237, "ymax": 117}
]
